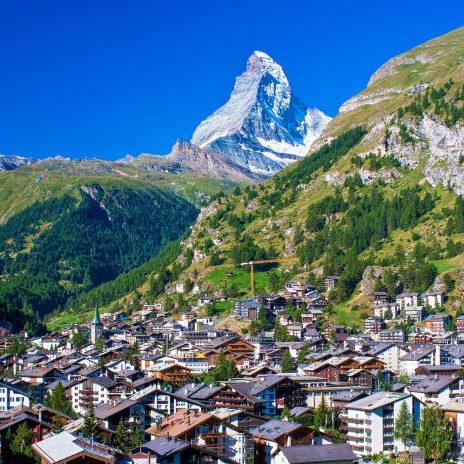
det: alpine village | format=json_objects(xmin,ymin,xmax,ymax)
[{"xmin": 7, "ymin": 18, "xmax": 464, "ymax": 464}]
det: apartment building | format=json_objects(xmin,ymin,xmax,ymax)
[{"xmin": 344, "ymin": 392, "xmax": 415, "ymax": 455}]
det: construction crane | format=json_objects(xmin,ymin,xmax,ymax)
[{"xmin": 240, "ymin": 259, "xmax": 286, "ymax": 296}]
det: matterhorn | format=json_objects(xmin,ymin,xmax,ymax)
[{"xmin": 191, "ymin": 51, "xmax": 331, "ymax": 177}]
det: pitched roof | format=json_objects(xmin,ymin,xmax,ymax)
[
  {"xmin": 348, "ymin": 391, "xmax": 410, "ymax": 411},
  {"xmin": 249, "ymin": 419, "xmax": 304, "ymax": 441},
  {"xmin": 94, "ymin": 399, "xmax": 137, "ymax": 419},
  {"xmin": 408, "ymin": 375, "xmax": 456, "ymax": 394},
  {"xmin": 279, "ymin": 444, "xmax": 356, "ymax": 463},
  {"xmin": 136, "ymin": 436, "xmax": 190, "ymax": 457},
  {"xmin": 32, "ymin": 431, "xmax": 119, "ymax": 463},
  {"xmin": 145, "ymin": 409, "xmax": 212, "ymax": 437}
]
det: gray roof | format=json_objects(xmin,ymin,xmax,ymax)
[
  {"xmin": 331, "ymin": 390, "xmax": 368, "ymax": 403},
  {"xmin": 408, "ymin": 375, "xmax": 456, "ymax": 394},
  {"xmin": 348, "ymin": 392, "xmax": 410, "ymax": 411},
  {"xmin": 400, "ymin": 346, "xmax": 435, "ymax": 361},
  {"xmin": 94, "ymin": 399, "xmax": 137, "ymax": 419},
  {"xmin": 249, "ymin": 419, "xmax": 303, "ymax": 440},
  {"xmin": 280, "ymin": 444, "xmax": 357, "ymax": 464},
  {"xmin": 137, "ymin": 436, "xmax": 190, "ymax": 457}
]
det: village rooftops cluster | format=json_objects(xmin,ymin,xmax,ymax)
[{"xmin": 0, "ymin": 279, "xmax": 463, "ymax": 463}]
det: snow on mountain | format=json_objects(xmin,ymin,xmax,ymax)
[
  {"xmin": 191, "ymin": 51, "xmax": 331, "ymax": 176},
  {"xmin": 0, "ymin": 155, "xmax": 38, "ymax": 171}
]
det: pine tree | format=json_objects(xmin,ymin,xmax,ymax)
[
  {"xmin": 416, "ymin": 406, "xmax": 452, "ymax": 462},
  {"xmin": 10, "ymin": 422, "xmax": 35, "ymax": 463},
  {"xmin": 132, "ymin": 428, "xmax": 144, "ymax": 447},
  {"xmin": 281, "ymin": 350, "xmax": 294, "ymax": 373},
  {"xmin": 115, "ymin": 418, "xmax": 131, "ymax": 453},
  {"xmin": 48, "ymin": 382, "xmax": 73, "ymax": 416},
  {"xmin": 394, "ymin": 401, "xmax": 414, "ymax": 451},
  {"xmin": 313, "ymin": 396, "xmax": 331, "ymax": 430},
  {"xmin": 81, "ymin": 404, "xmax": 99, "ymax": 440},
  {"xmin": 51, "ymin": 415, "xmax": 64, "ymax": 434},
  {"xmin": 297, "ymin": 342, "xmax": 310, "ymax": 364}
]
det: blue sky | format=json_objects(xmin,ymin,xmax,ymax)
[{"xmin": 0, "ymin": 0, "xmax": 463, "ymax": 159}]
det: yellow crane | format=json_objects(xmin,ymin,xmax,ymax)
[{"xmin": 239, "ymin": 259, "xmax": 286, "ymax": 296}]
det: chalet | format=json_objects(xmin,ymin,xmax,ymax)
[
  {"xmin": 408, "ymin": 332, "xmax": 433, "ymax": 344},
  {"xmin": 284, "ymin": 282, "xmax": 315, "ymax": 298},
  {"xmin": 210, "ymin": 335, "xmax": 255, "ymax": 357},
  {"xmin": 95, "ymin": 399, "xmax": 149, "ymax": 434},
  {"xmin": 305, "ymin": 291, "xmax": 329, "ymax": 310},
  {"xmin": 342, "ymin": 369, "xmax": 377, "ymax": 388},
  {"xmin": 415, "ymin": 364, "xmax": 462, "ymax": 376},
  {"xmin": 249, "ymin": 419, "xmax": 313, "ymax": 464},
  {"xmin": 145, "ymin": 409, "xmax": 254, "ymax": 463},
  {"xmin": 407, "ymin": 375, "xmax": 462, "ymax": 407},
  {"xmin": 257, "ymin": 294, "xmax": 287, "ymax": 312},
  {"xmin": 211, "ymin": 383, "xmax": 265, "ymax": 414},
  {"xmin": 227, "ymin": 375, "xmax": 305, "ymax": 416},
  {"xmin": 151, "ymin": 363, "xmax": 192, "ymax": 387},
  {"xmin": 17, "ymin": 367, "xmax": 63, "ymax": 385}
]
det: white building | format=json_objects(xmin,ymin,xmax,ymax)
[
  {"xmin": 367, "ymin": 343, "xmax": 407, "ymax": 374},
  {"xmin": 71, "ymin": 377, "xmax": 117, "ymax": 415},
  {"xmin": 344, "ymin": 392, "xmax": 415, "ymax": 455},
  {"xmin": 0, "ymin": 382, "xmax": 31, "ymax": 411},
  {"xmin": 399, "ymin": 345, "xmax": 440, "ymax": 376},
  {"xmin": 407, "ymin": 375, "xmax": 462, "ymax": 407},
  {"xmin": 373, "ymin": 303, "xmax": 399, "ymax": 320},
  {"xmin": 396, "ymin": 293, "xmax": 420, "ymax": 310},
  {"xmin": 421, "ymin": 291, "xmax": 445, "ymax": 309}
]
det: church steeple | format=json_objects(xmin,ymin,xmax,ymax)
[
  {"xmin": 90, "ymin": 305, "xmax": 103, "ymax": 344},
  {"xmin": 92, "ymin": 304, "xmax": 101, "ymax": 325}
]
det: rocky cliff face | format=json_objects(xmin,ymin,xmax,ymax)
[
  {"xmin": 191, "ymin": 51, "xmax": 331, "ymax": 176},
  {"xmin": 322, "ymin": 27, "xmax": 464, "ymax": 196}
]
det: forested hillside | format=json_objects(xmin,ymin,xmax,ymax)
[{"xmin": 0, "ymin": 181, "xmax": 197, "ymax": 332}]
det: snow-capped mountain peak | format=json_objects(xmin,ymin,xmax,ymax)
[{"xmin": 191, "ymin": 51, "xmax": 331, "ymax": 176}]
